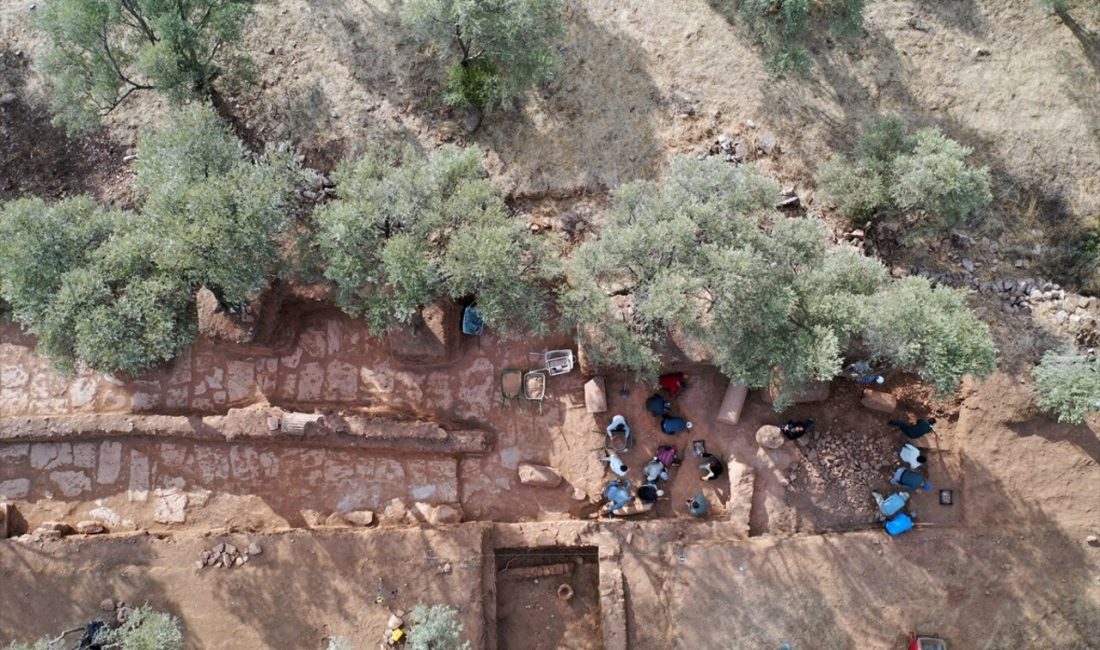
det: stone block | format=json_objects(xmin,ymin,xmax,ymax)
[
  {"xmin": 861, "ymin": 389, "xmax": 897, "ymax": 413},
  {"xmin": 584, "ymin": 377, "xmax": 607, "ymax": 414},
  {"xmin": 716, "ymin": 382, "xmax": 749, "ymax": 425},
  {"xmin": 517, "ymin": 463, "xmax": 563, "ymax": 488}
]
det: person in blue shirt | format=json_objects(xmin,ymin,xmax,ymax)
[
  {"xmin": 661, "ymin": 415, "xmax": 692, "ymax": 435},
  {"xmin": 686, "ymin": 492, "xmax": 709, "ymax": 517},
  {"xmin": 891, "ymin": 467, "xmax": 932, "ymax": 492},
  {"xmin": 645, "ymin": 393, "xmax": 671, "ymax": 417}
]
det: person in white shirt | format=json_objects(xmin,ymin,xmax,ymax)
[
  {"xmin": 898, "ymin": 443, "xmax": 927, "ymax": 469},
  {"xmin": 600, "ymin": 453, "xmax": 629, "ymax": 477}
]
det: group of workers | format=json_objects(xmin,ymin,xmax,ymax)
[
  {"xmin": 600, "ymin": 373, "xmax": 723, "ymax": 517},
  {"xmin": 874, "ymin": 416, "xmax": 938, "ymax": 536}
]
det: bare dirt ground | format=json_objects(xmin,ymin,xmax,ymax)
[{"xmin": 2, "ymin": 0, "xmax": 1100, "ymax": 648}]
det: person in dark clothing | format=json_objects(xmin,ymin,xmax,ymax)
[
  {"xmin": 645, "ymin": 393, "xmax": 671, "ymax": 417},
  {"xmin": 891, "ymin": 467, "xmax": 932, "ymax": 492},
  {"xmin": 661, "ymin": 415, "xmax": 692, "ymax": 435},
  {"xmin": 888, "ymin": 417, "xmax": 936, "ymax": 439},
  {"xmin": 779, "ymin": 419, "xmax": 815, "ymax": 441},
  {"xmin": 637, "ymin": 483, "xmax": 664, "ymax": 504},
  {"xmin": 699, "ymin": 453, "xmax": 724, "ymax": 481}
]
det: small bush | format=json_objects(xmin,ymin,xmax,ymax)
[
  {"xmin": 890, "ymin": 128, "xmax": 992, "ymax": 228},
  {"xmin": 821, "ymin": 116, "xmax": 991, "ymax": 235},
  {"xmin": 406, "ymin": 604, "xmax": 471, "ymax": 650},
  {"xmin": 95, "ymin": 604, "xmax": 184, "ymax": 650},
  {"xmin": 734, "ymin": 0, "xmax": 868, "ymax": 74},
  {"xmin": 1033, "ymin": 351, "xmax": 1100, "ymax": 424}
]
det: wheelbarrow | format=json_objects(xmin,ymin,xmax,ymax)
[{"xmin": 523, "ymin": 370, "xmax": 547, "ymax": 415}]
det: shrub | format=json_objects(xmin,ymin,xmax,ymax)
[
  {"xmin": 890, "ymin": 128, "xmax": 992, "ymax": 228},
  {"xmin": 313, "ymin": 144, "xmax": 553, "ymax": 334},
  {"xmin": 95, "ymin": 604, "xmax": 184, "ymax": 650},
  {"xmin": 821, "ymin": 116, "xmax": 991, "ymax": 234},
  {"xmin": 406, "ymin": 604, "xmax": 471, "ymax": 650},
  {"xmin": 401, "ymin": 0, "xmax": 565, "ymax": 111},
  {"xmin": 734, "ymin": 0, "xmax": 868, "ymax": 74},
  {"xmin": 34, "ymin": 0, "xmax": 257, "ymax": 131},
  {"xmin": 1033, "ymin": 351, "xmax": 1100, "ymax": 424}
]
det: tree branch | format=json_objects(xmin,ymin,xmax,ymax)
[{"xmin": 120, "ymin": 0, "xmax": 159, "ymax": 45}]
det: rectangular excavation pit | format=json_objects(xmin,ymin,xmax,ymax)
[{"xmin": 494, "ymin": 546, "xmax": 602, "ymax": 650}]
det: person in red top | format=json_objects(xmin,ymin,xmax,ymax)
[{"xmin": 658, "ymin": 372, "xmax": 690, "ymax": 397}]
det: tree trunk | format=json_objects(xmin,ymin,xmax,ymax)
[{"xmin": 1055, "ymin": 7, "xmax": 1100, "ymax": 73}]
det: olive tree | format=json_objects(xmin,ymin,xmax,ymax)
[
  {"xmin": 135, "ymin": 104, "xmax": 304, "ymax": 307},
  {"xmin": 821, "ymin": 116, "xmax": 991, "ymax": 235},
  {"xmin": 406, "ymin": 604, "xmax": 471, "ymax": 650},
  {"xmin": 34, "ymin": 0, "xmax": 257, "ymax": 131},
  {"xmin": 0, "ymin": 106, "xmax": 300, "ymax": 375},
  {"xmin": 34, "ymin": 229, "xmax": 197, "ymax": 375},
  {"xmin": 863, "ymin": 277, "xmax": 997, "ymax": 395},
  {"xmin": 400, "ymin": 0, "xmax": 565, "ymax": 111},
  {"xmin": 313, "ymin": 144, "xmax": 553, "ymax": 334},
  {"xmin": 564, "ymin": 155, "xmax": 997, "ymax": 408},
  {"xmin": 0, "ymin": 197, "xmax": 119, "ymax": 326},
  {"xmin": 1033, "ymin": 350, "xmax": 1100, "ymax": 424}
]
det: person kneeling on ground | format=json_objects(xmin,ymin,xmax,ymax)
[
  {"xmin": 637, "ymin": 483, "xmax": 664, "ymax": 504},
  {"xmin": 686, "ymin": 492, "xmax": 709, "ymax": 517},
  {"xmin": 699, "ymin": 453, "xmax": 724, "ymax": 481},
  {"xmin": 603, "ymin": 479, "xmax": 633, "ymax": 514},
  {"xmin": 606, "ymin": 414, "xmax": 630, "ymax": 437},
  {"xmin": 891, "ymin": 467, "xmax": 932, "ymax": 492},
  {"xmin": 643, "ymin": 457, "xmax": 669, "ymax": 483},
  {"xmin": 779, "ymin": 419, "xmax": 815, "ymax": 441},
  {"xmin": 888, "ymin": 416, "xmax": 936, "ymax": 440},
  {"xmin": 658, "ymin": 372, "xmax": 690, "ymax": 397},
  {"xmin": 661, "ymin": 415, "xmax": 692, "ymax": 435},
  {"xmin": 645, "ymin": 393, "xmax": 671, "ymax": 417},
  {"xmin": 898, "ymin": 443, "xmax": 927, "ymax": 470},
  {"xmin": 601, "ymin": 452, "xmax": 629, "ymax": 477}
]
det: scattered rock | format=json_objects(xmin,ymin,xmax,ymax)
[
  {"xmin": 0, "ymin": 92, "xmax": 16, "ymax": 106},
  {"xmin": 343, "ymin": 510, "xmax": 374, "ymax": 527},
  {"xmin": 387, "ymin": 614, "xmax": 403, "ymax": 630},
  {"xmin": 427, "ymin": 504, "xmax": 462, "ymax": 525},
  {"xmin": 100, "ymin": 598, "xmax": 115, "ymax": 612},
  {"xmin": 380, "ymin": 499, "xmax": 408, "ymax": 526},
  {"xmin": 1087, "ymin": 535, "xmax": 1099, "ymax": 547},
  {"xmin": 300, "ymin": 509, "xmax": 326, "ymax": 527},
  {"xmin": 517, "ymin": 463, "xmax": 563, "ymax": 488},
  {"xmin": 248, "ymin": 542, "xmax": 263, "ymax": 556},
  {"xmin": 571, "ymin": 487, "xmax": 588, "ymax": 502},
  {"xmin": 462, "ymin": 107, "xmax": 482, "ymax": 133},
  {"xmin": 324, "ymin": 513, "xmax": 350, "ymax": 527},
  {"xmin": 756, "ymin": 131, "xmax": 778, "ymax": 155},
  {"xmin": 75, "ymin": 520, "xmax": 106, "ymax": 535}
]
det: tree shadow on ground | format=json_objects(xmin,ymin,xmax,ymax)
[
  {"xmin": 319, "ymin": 0, "xmax": 665, "ymax": 197},
  {"xmin": 0, "ymin": 538, "xmax": 178, "ymax": 646},
  {"xmin": 0, "ymin": 49, "xmax": 128, "ymax": 205}
]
